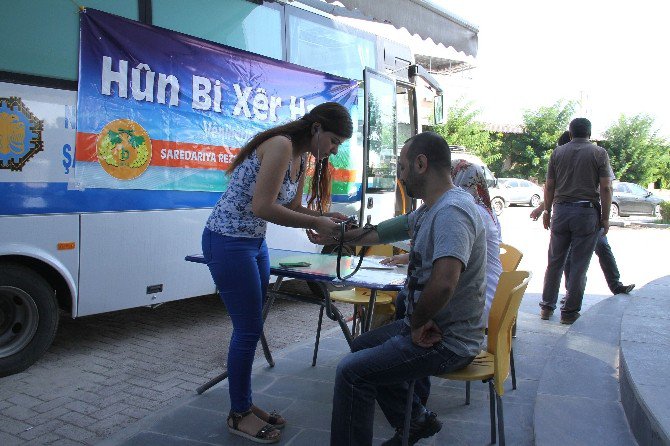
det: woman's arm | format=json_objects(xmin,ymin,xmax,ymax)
[
  {"xmin": 251, "ymin": 137, "xmax": 338, "ymax": 235},
  {"xmin": 284, "ymin": 160, "xmax": 348, "ymax": 220}
]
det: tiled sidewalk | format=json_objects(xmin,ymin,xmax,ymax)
[{"xmin": 101, "ymin": 293, "xmax": 586, "ymax": 446}]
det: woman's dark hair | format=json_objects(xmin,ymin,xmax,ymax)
[
  {"xmin": 557, "ymin": 130, "xmax": 571, "ymax": 146},
  {"xmin": 227, "ymin": 102, "xmax": 353, "ymax": 212}
]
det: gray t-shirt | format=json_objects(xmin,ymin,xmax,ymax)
[
  {"xmin": 405, "ymin": 187, "xmax": 487, "ymax": 358},
  {"xmin": 547, "ymin": 138, "xmax": 613, "ymax": 204}
]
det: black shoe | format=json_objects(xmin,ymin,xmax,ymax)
[
  {"xmin": 540, "ymin": 308, "xmax": 554, "ymax": 320},
  {"xmin": 613, "ymin": 284, "xmax": 635, "ymax": 294},
  {"xmin": 381, "ymin": 411, "xmax": 442, "ymax": 446},
  {"xmin": 560, "ymin": 312, "xmax": 580, "ymax": 325}
]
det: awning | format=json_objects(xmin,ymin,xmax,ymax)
[{"xmin": 298, "ymin": 0, "xmax": 478, "ymax": 57}]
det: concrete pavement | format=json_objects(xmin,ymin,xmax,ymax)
[{"xmin": 100, "ymin": 274, "xmax": 670, "ymax": 445}]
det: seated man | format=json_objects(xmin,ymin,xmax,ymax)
[{"xmin": 310, "ymin": 132, "xmax": 487, "ymax": 445}]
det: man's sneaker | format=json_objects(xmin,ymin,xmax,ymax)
[
  {"xmin": 381, "ymin": 411, "xmax": 442, "ymax": 446},
  {"xmin": 560, "ymin": 312, "xmax": 580, "ymax": 324},
  {"xmin": 540, "ymin": 308, "xmax": 554, "ymax": 320},
  {"xmin": 613, "ymin": 284, "xmax": 635, "ymax": 294}
]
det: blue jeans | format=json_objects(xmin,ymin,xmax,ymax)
[
  {"xmin": 541, "ymin": 204, "xmax": 600, "ymax": 314},
  {"xmin": 202, "ymin": 228, "xmax": 270, "ymax": 412},
  {"xmin": 564, "ymin": 229, "xmax": 622, "ymax": 293},
  {"xmin": 330, "ymin": 320, "xmax": 473, "ymax": 446}
]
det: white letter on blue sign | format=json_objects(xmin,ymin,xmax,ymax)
[
  {"xmin": 102, "ymin": 56, "xmax": 128, "ymax": 98},
  {"xmin": 290, "ymin": 97, "xmax": 305, "ymax": 120},
  {"xmin": 253, "ymin": 89, "xmax": 269, "ymax": 120},
  {"xmin": 157, "ymin": 74, "xmax": 180, "ymax": 106},
  {"xmin": 233, "ymin": 84, "xmax": 252, "ymax": 118},
  {"xmin": 131, "ymin": 63, "xmax": 155, "ymax": 102},
  {"xmin": 192, "ymin": 76, "xmax": 212, "ymax": 110}
]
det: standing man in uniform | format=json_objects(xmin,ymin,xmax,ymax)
[{"xmin": 539, "ymin": 118, "xmax": 613, "ymax": 324}]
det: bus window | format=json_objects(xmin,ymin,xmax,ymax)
[
  {"xmin": 0, "ymin": 0, "xmax": 138, "ymax": 81},
  {"xmin": 365, "ymin": 69, "xmax": 397, "ymax": 193},
  {"xmin": 286, "ymin": 7, "xmax": 376, "ymax": 81},
  {"xmin": 153, "ymin": 0, "xmax": 283, "ymax": 59}
]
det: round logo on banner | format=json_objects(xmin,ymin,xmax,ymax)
[{"xmin": 95, "ymin": 119, "xmax": 152, "ymax": 180}]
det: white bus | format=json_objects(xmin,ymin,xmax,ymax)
[{"xmin": 0, "ymin": 0, "xmax": 477, "ymax": 376}]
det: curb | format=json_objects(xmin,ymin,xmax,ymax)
[{"xmin": 611, "ymin": 220, "xmax": 670, "ymax": 229}]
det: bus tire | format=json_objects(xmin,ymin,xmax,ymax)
[{"xmin": 0, "ymin": 263, "xmax": 59, "ymax": 377}]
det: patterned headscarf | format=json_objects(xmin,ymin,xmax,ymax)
[{"xmin": 451, "ymin": 159, "xmax": 495, "ymax": 221}]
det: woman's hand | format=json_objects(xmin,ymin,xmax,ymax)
[
  {"xmin": 324, "ymin": 211, "xmax": 348, "ymax": 222},
  {"xmin": 380, "ymin": 254, "xmax": 409, "ymax": 266},
  {"xmin": 312, "ymin": 216, "xmax": 341, "ymax": 237}
]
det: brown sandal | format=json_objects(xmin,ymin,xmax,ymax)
[
  {"xmin": 227, "ymin": 409, "xmax": 280, "ymax": 444},
  {"xmin": 251, "ymin": 405, "xmax": 286, "ymax": 429}
]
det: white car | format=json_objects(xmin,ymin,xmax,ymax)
[{"xmin": 497, "ymin": 178, "xmax": 544, "ymax": 207}]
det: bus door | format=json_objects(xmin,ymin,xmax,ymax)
[
  {"xmin": 362, "ymin": 68, "xmax": 397, "ymax": 225},
  {"xmin": 394, "ymin": 81, "xmax": 418, "ymax": 216}
]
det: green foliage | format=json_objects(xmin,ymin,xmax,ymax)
[
  {"xmin": 431, "ymin": 100, "xmax": 502, "ymax": 167},
  {"xmin": 601, "ymin": 114, "xmax": 670, "ymax": 187},
  {"xmin": 660, "ymin": 201, "xmax": 670, "ymax": 224},
  {"xmin": 499, "ymin": 100, "xmax": 575, "ymax": 181}
]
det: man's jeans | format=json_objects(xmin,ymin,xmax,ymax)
[
  {"xmin": 541, "ymin": 203, "xmax": 600, "ymax": 314},
  {"xmin": 564, "ymin": 229, "xmax": 623, "ymax": 293},
  {"xmin": 330, "ymin": 320, "xmax": 473, "ymax": 446}
]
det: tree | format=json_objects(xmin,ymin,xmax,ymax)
[
  {"xmin": 601, "ymin": 114, "xmax": 670, "ymax": 187},
  {"xmin": 499, "ymin": 100, "xmax": 575, "ymax": 181},
  {"xmin": 432, "ymin": 100, "xmax": 502, "ymax": 166}
]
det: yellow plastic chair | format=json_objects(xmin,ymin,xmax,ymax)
[
  {"xmin": 499, "ymin": 241, "xmax": 523, "ymax": 386},
  {"xmin": 400, "ymin": 271, "xmax": 531, "ymax": 446},
  {"xmin": 499, "ymin": 242, "xmax": 523, "ymax": 272}
]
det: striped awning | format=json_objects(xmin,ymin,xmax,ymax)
[{"xmin": 304, "ymin": 0, "xmax": 478, "ymax": 57}]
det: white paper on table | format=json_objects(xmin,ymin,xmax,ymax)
[
  {"xmin": 338, "ymin": 267, "xmax": 407, "ymax": 288},
  {"xmin": 360, "ymin": 258, "xmax": 397, "ymax": 270}
]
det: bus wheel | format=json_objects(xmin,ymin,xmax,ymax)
[{"xmin": 0, "ymin": 263, "xmax": 59, "ymax": 377}]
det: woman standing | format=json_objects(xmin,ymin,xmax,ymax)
[{"xmin": 203, "ymin": 102, "xmax": 353, "ymax": 443}]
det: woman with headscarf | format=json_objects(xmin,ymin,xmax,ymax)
[{"xmin": 451, "ymin": 160, "xmax": 503, "ymax": 326}]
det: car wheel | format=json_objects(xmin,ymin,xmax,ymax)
[
  {"xmin": 530, "ymin": 194, "xmax": 541, "ymax": 207},
  {"xmin": 491, "ymin": 197, "xmax": 504, "ymax": 216},
  {"xmin": 654, "ymin": 204, "xmax": 662, "ymax": 217},
  {"xmin": 610, "ymin": 203, "xmax": 620, "ymax": 219}
]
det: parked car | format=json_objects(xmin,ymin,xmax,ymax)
[
  {"xmin": 611, "ymin": 181, "xmax": 664, "ymax": 217},
  {"xmin": 497, "ymin": 178, "xmax": 544, "ymax": 207}
]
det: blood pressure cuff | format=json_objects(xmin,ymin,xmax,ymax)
[{"xmin": 376, "ymin": 214, "xmax": 410, "ymax": 244}]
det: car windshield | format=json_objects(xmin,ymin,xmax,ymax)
[{"xmin": 629, "ymin": 183, "xmax": 648, "ymax": 196}]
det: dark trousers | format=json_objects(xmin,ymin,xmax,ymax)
[
  {"xmin": 564, "ymin": 229, "xmax": 622, "ymax": 293},
  {"xmin": 330, "ymin": 320, "xmax": 472, "ymax": 446},
  {"xmin": 541, "ymin": 204, "xmax": 600, "ymax": 314}
]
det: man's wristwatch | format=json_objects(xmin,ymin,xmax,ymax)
[{"xmin": 543, "ymin": 209, "xmax": 551, "ymax": 215}]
